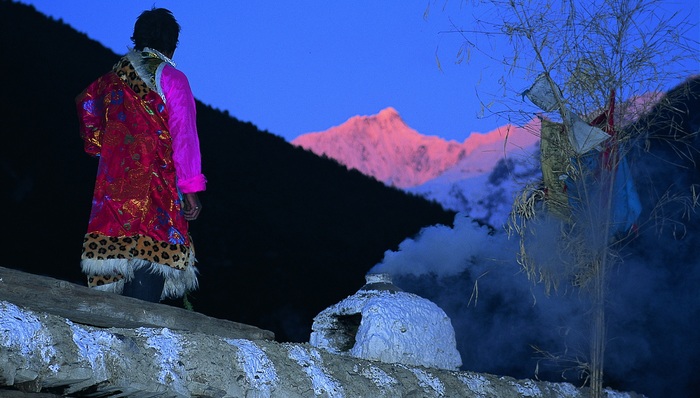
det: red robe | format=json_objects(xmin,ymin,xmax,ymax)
[{"xmin": 76, "ymin": 50, "xmax": 203, "ymax": 298}]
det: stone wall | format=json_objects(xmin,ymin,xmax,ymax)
[{"xmin": 0, "ymin": 267, "xmax": 642, "ymax": 397}]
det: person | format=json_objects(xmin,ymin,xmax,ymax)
[{"xmin": 75, "ymin": 8, "xmax": 206, "ymax": 303}]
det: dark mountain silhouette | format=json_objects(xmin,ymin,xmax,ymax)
[{"xmin": 0, "ymin": 1, "xmax": 455, "ymax": 342}]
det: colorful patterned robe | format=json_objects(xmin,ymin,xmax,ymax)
[{"xmin": 76, "ymin": 49, "xmax": 206, "ymax": 299}]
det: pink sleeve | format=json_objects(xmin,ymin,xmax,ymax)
[{"xmin": 161, "ymin": 65, "xmax": 207, "ymax": 193}]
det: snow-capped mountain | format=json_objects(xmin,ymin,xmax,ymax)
[
  {"xmin": 292, "ymin": 107, "xmax": 542, "ymax": 227},
  {"xmin": 407, "ymin": 142, "xmax": 541, "ymax": 227},
  {"xmin": 292, "ymin": 107, "xmax": 470, "ymax": 188}
]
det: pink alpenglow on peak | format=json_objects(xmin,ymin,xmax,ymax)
[{"xmin": 291, "ymin": 107, "xmax": 540, "ymax": 189}]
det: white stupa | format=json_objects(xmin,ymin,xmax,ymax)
[{"xmin": 309, "ymin": 273, "xmax": 462, "ymax": 370}]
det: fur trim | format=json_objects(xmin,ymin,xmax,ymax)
[
  {"xmin": 142, "ymin": 47, "xmax": 176, "ymax": 67},
  {"xmin": 90, "ymin": 279, "xmax": 125, "ymax": 295},
  {"xmin": 81, "ymin": 257, "xmax": 198, "ymax": 300},
  {"xmin": 125, "ymin": 51, "xmax": 158, "ymax": 93},
  {"xmin": 149, "ymin": 260, "xmax": 199, "ymax": 300},
  {"xmin": 124, "ymin": 47, "xmax": 174, "ymax": 103},
  {"xmin": 81, "ymin": 258, "xmax": 133, "ymax": 279},
  {"xmin": 155, "ymin": 62, "xmax": 167, "ymax": 103}
]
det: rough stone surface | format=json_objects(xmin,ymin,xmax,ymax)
[
  {"xmin": 0, "ymin": 301, "xmax": 643, "ymax": 398},
  {"xmin": 0, "ymin": 266, "xmax": 274, "ymax": 341},
  {"xmin": 310, "ymin": 284, "xmax": 462, "ymax": 370}
]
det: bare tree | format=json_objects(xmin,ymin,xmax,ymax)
[{"xmin": 431, "ymin": 0, "xmax": 698, "ymax": 396}]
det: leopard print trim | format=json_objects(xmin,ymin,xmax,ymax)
[
  {"xmin": 82, "ymin": 232, "xmax": 191, "ymax": 270},
  {"xmin": 89, "ymin": 273, "xmax": 124, "ymax": 287},
  {"xmin": 115, "ymin": 58, "xmax": 153, "ymax": 100}
]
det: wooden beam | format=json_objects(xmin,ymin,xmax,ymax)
[{"xmin": 0, "ymin": 266, "xmax": 274, "ymax": 341}]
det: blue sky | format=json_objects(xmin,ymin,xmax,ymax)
[{"xmin": 18, "ymin": 0, "xmax": 699, "ymax": 142}]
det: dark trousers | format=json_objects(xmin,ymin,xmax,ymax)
[{"xmin": 122, "ymin": 267, "xmax": 165, "ymax": 303}]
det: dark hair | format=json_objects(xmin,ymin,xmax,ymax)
[{"xmin": 131, "ymin": 8, "xmax": 180, "ymax": 55}]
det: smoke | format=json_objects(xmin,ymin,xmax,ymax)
[
  {"xmin": 371, "ymin": 213, "xmax": 593, "ymax": 383},
  {"xmin": 371, "ymin": 214, "xmax": 505, "ymax": 278},
  {"xmin": 370, "ymin": 208, "xmax": 699, "ymax": 396}
]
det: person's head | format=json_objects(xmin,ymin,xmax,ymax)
[{"xmin": 131, "ymin": 8, "xmax": 180, "ymax": 57}]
